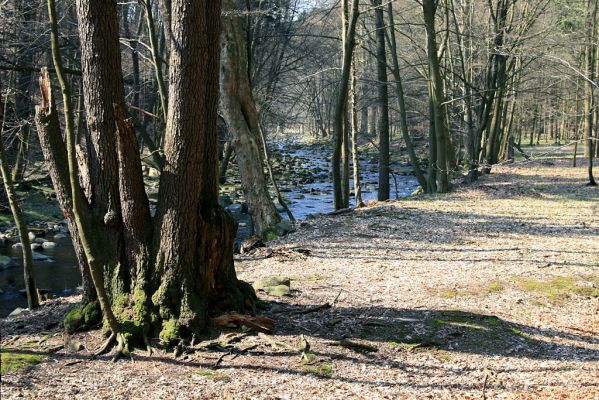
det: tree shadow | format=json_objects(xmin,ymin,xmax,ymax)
[
  {"xmin": 1, "ymin": 301, "xmax": 597, "ymax": 394},
  {"xmin": 264, "ymin": 303, "xmax": 598, "ymax": 362}
]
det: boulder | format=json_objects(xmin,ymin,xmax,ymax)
[{"xmin": 42, "ymin": 241, "xmax": 57, "ymax": 249}]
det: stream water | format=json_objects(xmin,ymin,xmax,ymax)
[{"xmin": 0, "ymin": 146, "xmax": 419, "ymax": 317}]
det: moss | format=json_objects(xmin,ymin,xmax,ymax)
[
  {"xmin": 486, "ymin": 281, "xmax": 505, "ymax": 294},
  {"xmin": 196, "ymin": 369, "xmax": 232, "ymax": 383},
  {"xmin": 0, "ymin": 348, "xmax": 47, "ymax": 374},
  {"xmin": 64, "ymin": 301, "xmax": 100, "ymax": 334},
  {"xmin": 262, "ymin": 227, "xmax": 277, "ymax": 242},
  {"xmin": 515, "ymin": 276, "xmax": 599, "ymax": 300},
  {"xmin": 159, "ymin": 318, "xmax": 180, "ymax": 346},
  {"xmin": 303, "ymin": 363, "xmax": 333, "ymax": 378}
]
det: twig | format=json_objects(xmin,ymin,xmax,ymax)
[{"xmin": 295, "ymin": 303, "xmax": 331, "ymax": 314}]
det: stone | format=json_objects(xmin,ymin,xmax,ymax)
[
  {"xmin": 54, "ymin": 233, "xmax": 68, "ymax": 240},
  {"xmin": 227, "ymin": 204, "xmax": 242, "ymax": 214},
  {"xmin": 411, "ymin": 186, "xmax": 424, "ymax": 196},
  {"xmin": 42, "ymin": 241, "xmax": 57, "ymax": 249},
  {"xmin": 32, "ymin": 252, "xmax": 53, "ymax": 262},
  {"xmin": 252, "ymin": 276, "xmax": 291, "ymax": 291},
  {"xmin": 66, "ymin": 340, "xmax": 84, "ymax": 353},
  {"xmin": 12, "ymin": 242, "xmax": 23, "ymax": 249},
  {"xmin": 33, "ymin": 238, "xmax": 46, "ymax": 244},
  {"xmin": 28, "ymin": 232, "xmax": 36, "ymax": 241},
  {"xmin": 274, "ymin": 219, "xmax": 294, "ymax": 236},
  {"xmin": 0, "ymin": 255, "xmax": 15, "ymax": 269},
  {"xmin": 219, "ymin": 194, "xmax": 233, "ymax": 208},
  {"xmin": 9, "ymin": 307, "xmax": 26, "ymax": 317},
  {"xmin": 148, "ymin": 168, "xmax": 160, "ymax": 177},
  {"xmin": 240, "ymin": 235, "xmax": 265, "ymax": 254},
  {"xmin": 31, "ymin": 243, "xmax": 43, "ymax": 251},
  {"xmin": 263, "ymin": 284, "xmax": 291, "ymax": 297}
]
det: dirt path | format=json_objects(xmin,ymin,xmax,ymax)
[{"xmin": 1, "ymin": 157, "xmax": 598, "ymax": 399}]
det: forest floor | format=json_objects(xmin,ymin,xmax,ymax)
[{"xmin": 1, "ymin": 147, "xmax": 598, "ymax": 399}]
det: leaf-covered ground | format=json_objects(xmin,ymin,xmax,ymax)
[{"xmin": 1, "ymin": 152, "xmax": 598, "ymax": 399}]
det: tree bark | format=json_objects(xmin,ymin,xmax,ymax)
[
  {"xmin": 220, "ymin": 0, "xmax": 282, "ymax": 236},
  {"xmin": 332, "ymin": 0, "xmax": 360, "ymax": 210},
  {"xmin": 153, "ymin": 0, "xmax": 255, "ymax": 333},
  {"xmin": 373, "ymin": 0, "xmax": 390, "ymax": 200}
]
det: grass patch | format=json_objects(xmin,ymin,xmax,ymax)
[
  {"xmin": 0, "ymin": 347, "xmax": 47, "ymax": 374},
  {"xmin": 196, "ymin": 369, "xmax": 232, "ymax": 383},
  {"xmin": 486, "ymin": 281, "xmax": 505, "ymax": 294},
  {"xmin": 303, "ymin": 363, "xmax": 333, "ymax": 378},
  {"xmin": 514, "ymin": 276, "xmax": 599, "ymax": 300}
]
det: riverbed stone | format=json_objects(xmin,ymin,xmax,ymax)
[
  {"xmin": 42, "ymin": 241, "xmax": 57, "ymax": 249},
  {"xmin": 275, "ymin": 219, "xmax": 294, "ymax": 236},
  {"xmin": 32, "ymin": 252, "xmax": 53, "ymax": 261},
  {"xmin": 0, "ymin": 255, "xmax": 15, "ymax": 269}
]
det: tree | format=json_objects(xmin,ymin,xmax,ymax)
[
  {"xmin": 423, "ymin": 0, "xmax": 450, "ymax": 193},
  {"xmin": 0, "ymin": 80, "xmax": 39, "ymax": 310},
  {"xmin": 583, "ymin": 0, "xmax": 597, "ymax": 186},
  {"xmin": 332, "ymin": 0, "xmax": 360, "ymax": 210},
  {"xmin": 220, "ymin": 0, "xmax": 285, "ymax": 236},
  {"xmin": 372, "ymin": 0, "xmax": 390, "ymax": 200},
  {"xmin": 43, "ymin": 0, "xmax": 255, "ymax": 354}
]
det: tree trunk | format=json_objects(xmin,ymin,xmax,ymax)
[
  {"xmin": 220, "ymin": 0, "xmax": 282, "ymax": 236},
  {"xmin": 34, "ymin": 70, "xmax": 95, "ymax": 306},
  {"xmin": 584, "ymin": 0, "xmax": 597, "ymax": 185},
  {"xmin": 0, "ymin": 86, "xmax": 39, "ymax": 310},
  {"xmin": 373, "ymin": 0, "xmax": 390, "ymax": 200},
  {"xmin": 152, "ymin": 0, "xmax": 255, "ymax": 334},
  {"xmin": 423, "ymin": 0, "xmax": 450, "ymax": 193},
  {"xmin": 386, "ymin": 2, "xmax": 428, "ymax": 190},
  {"xmin": 332, "ymin": 0, "xmax": 360, "ymax": 210}
]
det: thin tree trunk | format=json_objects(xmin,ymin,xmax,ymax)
[
  {"xmin": 0, "ymin": 86, "xmax": 38, "ymax": 310},
  {"xmin": 332, "ymin": 0, "xmax": 360, "ymax": 210},
  {"xmin": 220, "ymin": 0, "xmax": 283, "ymax": 236},
  {"xmin": 373, "ymin": 0, "xmax": 390, "ymax": 200},
  {"xmin": 386, "ymin": 2, "xmax": 428, "ymax": 190},
  {"xmin": 350, "ymin": 59, "xmax": 364, "ymax": 206}
]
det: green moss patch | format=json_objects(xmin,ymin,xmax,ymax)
[
  {"xmin": 159, "ymin": 318, "xmax": 180, "ymax": 346},
  {"xmin": 64, "ymin": 301, "xmax": 101, "ymax": 334},
  {"xmin": 0, "ymin": 347, "xmax": 47, "ymax": 374},
  {"xmin": 486, "ymin": 281, "xmax": 505, "ymax": 294},
  {"xmin": 514, "ymin": 276, "xmax": 599, "ymax": 300},
  {"xmin": 196, "ymin": 369, "xmax": 232, "ymax": 383},
  {"xmin": 303, "ymin": 363, "xmax": 333, "ymax": 378}
]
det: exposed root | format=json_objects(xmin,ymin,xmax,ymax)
[
  {"xmin": 93, "ymin": 332, "xmax": 116, "ymax": 357},
  {"xmin": 144, "ymin": 334, "xmax": 154, "ymax": 356},
  {"xmin": 111, "ymin": 333, "xmax": 129, "ymax": 362}
]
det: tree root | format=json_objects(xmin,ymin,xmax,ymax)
[
  {"xmin": 93, "ymin": 332, "xmax": 116, "ymax": 357},
  {"xmin": 91, "ymin": 332, "xmax": 130, "ymax": 362},
  {"xmin": 144, "ymin": 334, "xmax": 154, "ymax": 356},
  {"xmin": 111, "ymin": 333, "xmax": 129, "ymax": 362}
]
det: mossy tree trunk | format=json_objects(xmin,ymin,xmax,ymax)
[{"xmin": 43, "ymin": 0, "xmax": 255, "ymax": 346}]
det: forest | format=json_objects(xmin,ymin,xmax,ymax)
[{"xmin": 0, "ymin": 0, "xmax": 597, "ymax": 398}]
